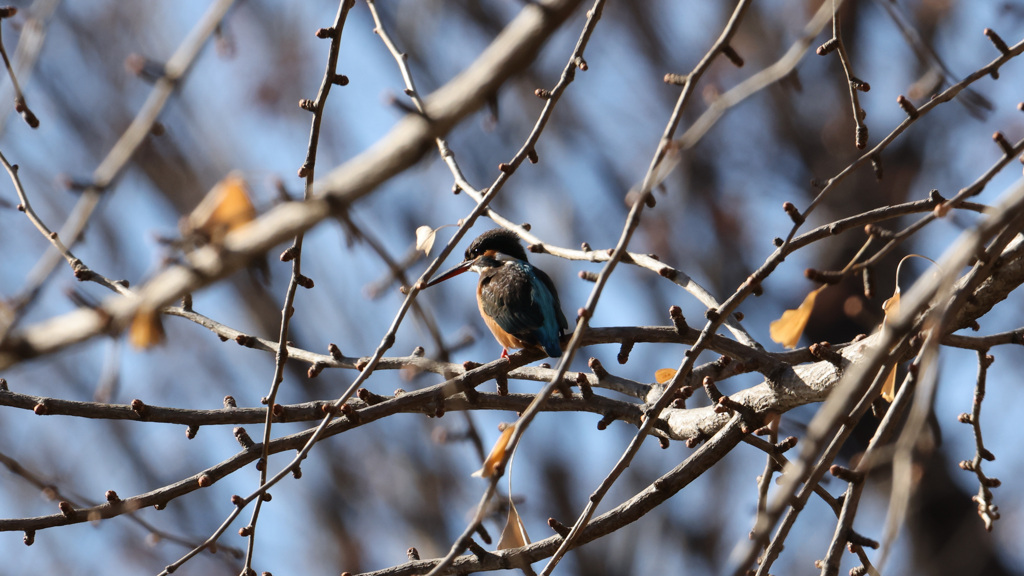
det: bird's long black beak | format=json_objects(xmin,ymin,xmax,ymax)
[{"xmin": 425, "ymin": 259, "xmax": 473, "ymax": 287}]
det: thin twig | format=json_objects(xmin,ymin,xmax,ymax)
[
  {"xmin": 0, "ymin": 376, "xmax": 645, "ymax": 534},
  {"xmin": 0, "ymin": 0, "xmax": 59, "ymax": 135},
  {"xmin": 237, "ymin": 2, "xmax": 357, "ymax": 572},
  {"xmin": 535, "ymin": 1, "xmax": 757, "ymax": 572},
  {"xmin": 818, "ymin": 11, "xmax": 870, "ymax": 149},
  {"xmin": 0, "ymin": 7, "xmax": 39, "ymax": 128},
  {"xmin": 959, "ymin": 350, "xmax": 1000, "ymax": 530},
  {"xmin": 151, "ymin": 3, "xmax": 587, "ymax": 574},
  {"xmin": 873, "ymin": 0, "xmax": 992, "ymax": 118},
  {"xmin": 0, "ymin": 450, "xmax": 245, "ymax": 562},
  {"xmin": 0, "ymin": 0, "xmax": 238, "ymax": 345},
  {"xmin": 351, "ymin": 418, "xmax": 746, "ymax": 576},
  {"xmin": 943, "ymin": 329, "xmax": 1024, "ymax": 349},
  {"xmin": 0, "ymin": 149, "xmax": 130, "ymax": 345},
  {"xmin": 814, "ymin": 349, "xmax": 922, "ymax": 576},
  {"xmin": 737, "ymin": 179, "xmax": 1024, "ymax": 575}
]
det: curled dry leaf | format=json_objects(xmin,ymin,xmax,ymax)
[
  {"xmin": 497, "ymin": 499, "xmax": 530, "ymax": 550},
  {"xmin": 129, "ymin": 308, "xmax": 165, "ymax": 349},
  {"xmin": 415, "ymin": 225, "xmax": 437, "ymax": 255},
  {"xmin": 769, "ymin": 286, "xmax": 826, "ymax": 349},
  {"xmin": 654, "ymin": 368, "xmax": 677, "ymax": 384},
  {"xmin": 879, "ymin": 254, "xmax": 936, "ymax": 401},
  {"xmin": 881, "ymin": 364, "xmax": 898, "ymax": 403},
  {"xmin": 880, "ymin": 286, "xmax": 901, "ymax": 402},
  {"xmin": 882, "ymin": 286, "xmax": 900, "ymax": 319},
  {"xmin": 472, "ymin": 423, "xmax": 516, "ymax": 478},
  {"xmin": 184, "ymin": 172, "xmax": 256, "ymax": 244}
]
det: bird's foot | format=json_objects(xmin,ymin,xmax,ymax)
[{"xmin": 501, "ymin": 348, "xmax": 510, "ymax": 359}]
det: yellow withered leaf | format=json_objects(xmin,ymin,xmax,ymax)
[
  {"xmin": 882, "ymin": 287, "xmax": 900, "ymax": 318},
  {"xmin": 187, "ymin": 172, "xmax": 256, "ymax": 243},
  {"xmin": 880, "ymin": 287, "xmax": 901, "ymax": 402},
  {"xmin": 472, "ymin": 423, "xmax": 516, "ymax": 479},
  {"xmin": 415, "ymin": 225, "xmax": 437, "ymax": 256},
  {"xmin": 769, "ymin": 286, "xmax": 825, "ymax": 349},
  {"xmin": 881, "ymin": 365, "xmax": 897, "ymax": 403},
  {"xmin": 878, "ymin": 255, "xmax": 937, "ymax": 402},
  {"xmin": 497, "ymin": 499, "xmax": 531, "ymax": 550},
  {"xmin": 654, "ymin": 368, "xmax": 677, "ymax": 384},
  {"xmin": 129, "ymin": 308, "xmax": 165, "ymax": 349}
]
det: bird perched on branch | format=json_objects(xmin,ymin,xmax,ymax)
[{"xmin": 426, "ymin": 228, "xmax": 569, "ymax": 358}]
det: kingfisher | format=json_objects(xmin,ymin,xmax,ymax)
[{"xmin": 426, "ymin": 228, "xmax": 569, "ymax": 358}]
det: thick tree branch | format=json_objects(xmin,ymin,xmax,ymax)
[{"xmin": 0, "ymin": 0, "xmax": 584, "ymax": 371}]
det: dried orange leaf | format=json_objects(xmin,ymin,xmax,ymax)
[
  {"xmin": 129, "ymin": 308, "xmax": 165, "ymax": 349},
  {"xmin": 497, "ymin": 499, "xmax": 530, "ymax": 550},
  {"xmin": 415, "ymin": 225, "xmax": 437, "ymax": 255},
  {"xmin": 472, "ymin": 423, "xmax": 515, "ymax": 478},
  {"xmin": 880, "ymin": 286, "xmax": 901, "ymax": 402},
  {"xmin": 654, "ymin": 368, "xmax": 677, "ymax": 384},
  {"xmin": 881, "ymin": 365, "xmax": 897, "ymax": 403},
  {"xmin": 769, "ymin": 286, "xmax": 825, "ymax": 349},
  {"xmin": 187, "ymin": 172, "xmax": 256, "ymax": 243},
  {"xmin": 882, "ymin": 287, "xmax": 900, "ymax": 319}
]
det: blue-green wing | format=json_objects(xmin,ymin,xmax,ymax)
[{"xmin": 478, "ymin": 262, "xmax": 565, "ymax": 356}]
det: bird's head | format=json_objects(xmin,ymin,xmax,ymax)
[{"xmin": 425, "ymin": 228, "xmax": 528, "ymax": 286}]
